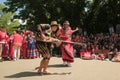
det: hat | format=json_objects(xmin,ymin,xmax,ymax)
[
  {"xmin": 63, "ymin": 21, "xmax": 70, "ymax": 25},
  {"xmin": 50, "ymin": 21, "xmax": 58, "ymax": 26},
  {"xmin": 40, "ymin": 24, "xmax": 49, "ymax": 27}
]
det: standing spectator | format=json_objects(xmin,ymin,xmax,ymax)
[
  {"xmin": 21, "ymin": 30, "xmax": 30, "ymax": 59},
  {"xmin": 108, "ymin": 23, "xmax": 114, "ymax": 35},
  {"xmin": 9, "ymin": 31, "xmax": 16, "ymax": 60},
  {"xmin": 0, "ymin": 27, "xmax": 8, "ymax": 62},
  {"xmin": 72, "ymin": 34, "xmax": 82, "ymax": 57},
  {"xmin": 13, "ymin": 30, "xmax": 23, "ymax": 61},
  {"xmin": 2, "ymin": 33, "xmax": 10, "ymax": 60},
  {"xmin": 27, "ymin": 31, "xmax": 38, "ymax": 59},
  {"xmin": 83, "ymin": 28, "xmax": 87, "ymax": 36}
]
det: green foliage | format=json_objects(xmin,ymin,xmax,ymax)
[
  {"xmin": 4, "ymin": 0, "xmax": 120, "ymax": 33},
  {"xmin": 4, "ymin": 0, "xmax": 87, "ymax": 29},
  {"xmin": 0, "ymin": 4, "xmax": 20, "ymax": 33},
  {"xmin": 84, "ymin": 0, "xmax": 120, "ymax": 33}
]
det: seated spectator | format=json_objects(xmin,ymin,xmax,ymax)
[
  {"xmin": 98, "ymin": 46, "xmax": 109, "ymax": 60},
  {"xmin": 80, "ymin": 44, "xmax": 92, "ymax": 60},
  {"xmin": 111, "ymin": 48, "xmax": 120, "ymax": 62},
  {"xmin": 92, "ymin": 45, "xmax": 100, "ymax": 59},
  {"xmin": 109, "ymin": 32, "xmax": 118, "ymax": 44},
  {"xmin": 108, "ymin": 44, "xmax": 114, "ymax": 61}
]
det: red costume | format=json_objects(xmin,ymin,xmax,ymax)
[{"xmin": 60, "ymin": 27, "xmax": 74, "ymax": 63}]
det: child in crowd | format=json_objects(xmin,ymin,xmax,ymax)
[
  {"xmin": 80, "ymin": 44, "xmax": 92, "ymax": 60},
  {"xmin": 27, "ymin": 32, "xmax": 39, "ymax": 59}
]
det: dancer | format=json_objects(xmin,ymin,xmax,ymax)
[
  {"xmin": 59, "ymin": 21, "xmax": 78, "ymax": 66},
  {"xmin": 36, "ymin": 24, "xmax": 58, "ymax": 74},
  {"xmin": 50, "ymin": 21, "xmax": 62, "ymax": 57}
]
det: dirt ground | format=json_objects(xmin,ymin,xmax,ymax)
[{"xmin": 0, "ymin": 57, "xmax": 120, "ymax": 80}]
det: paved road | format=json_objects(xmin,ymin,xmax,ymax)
[{"xmin": 0, "ymin": 57, "xmax": 120, "ymax": 80}]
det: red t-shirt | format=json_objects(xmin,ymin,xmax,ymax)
[{"xmin": 0, "ymin": 31, "xmax": 8, "ymax": 43}]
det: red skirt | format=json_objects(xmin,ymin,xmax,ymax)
[{"xmin": 61, "ymin": 43, "xmax": 74, "ymax": 63}]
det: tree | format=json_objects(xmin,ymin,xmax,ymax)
[
  {"xmin": 84, "ymin": 0, "xmax": 120, "ymax": 33},
  {"xmin": 4, "ymin": 0, "xmax": 120, "ymax": 33},
  {"xmin": 0, "ymin": 4, "xmax": 20, "ymax": 33},
  {"xmin": 4, "ymin": 0, "xmax": 87, "ymax": 30}
]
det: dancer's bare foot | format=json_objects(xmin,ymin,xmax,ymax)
[
  {"xmin": 43, "ymin": 70, "xmax": 52, "ymax": 74},
  {"xmin": 37, "ymin": 69, "xmax": 43, "ymax": 74}
]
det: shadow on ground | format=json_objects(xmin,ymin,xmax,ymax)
[
  {"xmin": 5, "ymin": 71, "xmax": 71, "ymax": 78},
  {"xmin": 48, "ymin": 64, "xmax": 70, "ymax": 68},
  {"xmin": 5, "ymin": 72, "xmax": 41, "ymax": 78}
]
